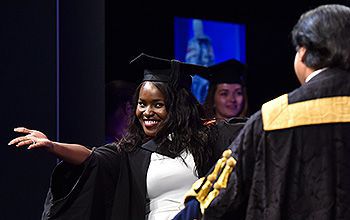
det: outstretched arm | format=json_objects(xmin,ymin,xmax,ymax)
[{"xmin": 8, "ymin": 127, "xmax": 92, "ymax": 165}]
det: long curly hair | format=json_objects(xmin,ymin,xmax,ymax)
[{"xmin": 116, "ymin": 81, "xmax": 217, "ymax": 176}]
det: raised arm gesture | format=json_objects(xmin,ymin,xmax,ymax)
[{"xmin": 8, "ymin": 127, "xmax": 91, "ymax": 165}]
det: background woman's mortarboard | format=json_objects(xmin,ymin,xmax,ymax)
[{"xmin": 199, "ymin": 59, "xmax": 247, "ymax": 86}]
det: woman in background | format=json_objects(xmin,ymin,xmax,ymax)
[{"xmin": 203, "ymin": 59, "xmax": 249, "ymax": 121}]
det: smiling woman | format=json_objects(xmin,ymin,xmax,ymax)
[
  {"xmin": 136, "ymin": 81, "xmax": 168, "ymax": 138},
  {"xmin": 8, "ymin": 53, "xmax": 247, "ymax": 220}
]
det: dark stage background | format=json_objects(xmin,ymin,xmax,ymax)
[
  {"xmin": 1, "ymin": 0, "xmax": 104, "ymax": 219},
  {"xmin": 1, "ymin": 0, "xmax": 348, "ymax": 219},
  {"xmin": 106, "ymin": 0, "xmax": 349, "ymax": 114}
]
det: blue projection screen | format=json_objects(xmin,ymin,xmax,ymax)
[{"xmin": 174, "ymin": 17, "xmax": 246, "ymax": 103}]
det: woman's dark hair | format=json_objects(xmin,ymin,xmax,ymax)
[
  {"xmin": 117, "ymin": 81, "xmax": 216, "ymax": 176},
  {"xmin": 291, "ymin": 4, "xmax": 350, "ymax": 71}
]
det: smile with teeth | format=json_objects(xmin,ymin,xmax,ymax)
[{"xmin": 143, "ymin": 120, "xmax": 159, "ymax": 127}]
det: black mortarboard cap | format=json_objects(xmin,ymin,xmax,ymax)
[
  {"xmin": 130, "ymin": 53, "xmax": 208, "ymax": 89},
  {"xmin": 201, "ymin": 59, "xmax": 246, "ymax": 85}
]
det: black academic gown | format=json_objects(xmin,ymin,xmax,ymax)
[
  {"xmin": 41, "ymin": 118, "xmax": 246, "ymax": 220},
  {"xmin": 204, "ymin": 68, "xmax": 350, "ymax": 220}
]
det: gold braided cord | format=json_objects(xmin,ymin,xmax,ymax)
[
  {"xmin": 182, "ymin": 149, "xmax": 236, "ymax": 215},
  {"xmin": 183, "ymin": 177, "xmax": 205, "ymax": 203},
  {"xmin": 199, "ymin": 156, "xmax": 236, "ymax": 214},
  {"xmin": 195, "ymin": 149, "xmax": 232, "ymax": 203},
  {"xmin": 216, "ymin": 157, "xmax": 236, "ymax": 188}
]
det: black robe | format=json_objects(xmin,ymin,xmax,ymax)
[
  {"xmin": 41, "ymin": 118, "xmax": 246, "ymax": 220},
  {"xmin": 203, "ymin": 68, "xmax": 350, "ymax": 219}
]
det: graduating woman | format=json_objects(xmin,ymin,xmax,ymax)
[{"xmin": 9, "ymin": 53, "xmax": 245, "ymax": 220}]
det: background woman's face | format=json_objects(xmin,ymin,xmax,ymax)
[
  {"xmin": 214, "ymin": 83, "xmax": 244, "ymax": 119},
  {"xmin": 136, "ymin": 82, "xmax": 168, "ymax": 137}
]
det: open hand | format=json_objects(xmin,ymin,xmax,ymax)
[{"xmin": 8, "ymin": 127, "xmax": 53, "ymax": 150}]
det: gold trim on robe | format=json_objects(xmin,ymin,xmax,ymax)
[{"xmin": 262, "ymin": 94, "xmax": 350, "ymax": 131}]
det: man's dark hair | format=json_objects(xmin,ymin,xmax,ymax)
[{"xmin": 292, "ymin": 4, "xmax": 350, "ymax": 71}]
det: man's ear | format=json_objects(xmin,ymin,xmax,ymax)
[{"xmin": 298, "ymin": 47, "xmax": 307, "ymax": 63}]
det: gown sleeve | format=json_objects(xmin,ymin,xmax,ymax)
[
  {"xmin": 206, "ymin": 117, "xmax": 247, "ymax": 173},
  {"xmin": 41, "ymin": 144, "xmax": 121, "ymax": 220},
  {"xmin": 214, "ymin": 117, "xmax": 247, "ymax": 155},
  {"xmin": 203, "ymin": 112, "xmax": 263, "ymax": 219}
]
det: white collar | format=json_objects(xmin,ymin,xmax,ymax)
[{"xmin": 305, "ymin": 67, "xmax": 328, "ymax": 83}]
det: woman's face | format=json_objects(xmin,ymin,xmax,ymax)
[
  {"xmin": 214, "ymin": 83, "xmax": 244, "ymax": 119},
  {"xmin": 136, "ymin": 82, "xmax": 168, "ymax": 138}
]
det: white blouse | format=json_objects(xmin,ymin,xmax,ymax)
[{"xmin": 146, "ymin": 151, "xmax": 198, "ymax": 220}]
